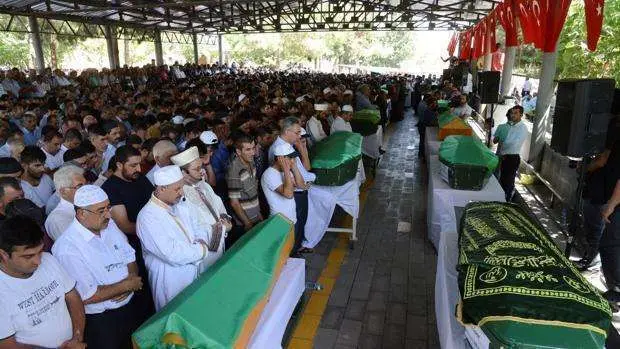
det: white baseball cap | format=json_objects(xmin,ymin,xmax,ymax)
[{"xmin": 199, "ymin": 131, "xmax": 219, "ymax": 145}]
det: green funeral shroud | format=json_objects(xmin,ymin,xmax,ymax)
[
  {"xmin": 438, "ymin": 135, "xmax": 499, "ymax": 190},
  {"xmin": 438, "ymin": 111, "xmax": 458, "ymax": 128},
  {"xmin": 351, "ymin": 109, "xmax": 380, "ymax": 136},
  {"xmin": 438, "ymin": 99, "xmax": 451, "ymax": 109},
  {"xmin": 310, "ymin": 132, "xmax": 362, "ymax": 186},
  {"xmin": 132, "ymin": 214, "xmax": 295, "ymax": 349},
  {"xmin": 457, "ymin": 202, "xmax": 611, "ymax": 349}
]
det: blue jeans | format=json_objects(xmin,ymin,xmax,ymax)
[
  {"xmin": 582, "ymin": 199, "xmax": 606, "ymax": 259},
  {"xmin": 599, "ymin": 207, "xmax": 620, "ymax": 292}
]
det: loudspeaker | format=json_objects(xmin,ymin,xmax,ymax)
[
  {"xmin": 550, "ymin": 79, "xmax": 616, "ymax": 157},
  {"xmin": 477, "ymin": 71, "xmax": 500, "ymax": 104}
]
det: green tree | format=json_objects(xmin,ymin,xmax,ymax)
[
  {"xmin": 0, "ymin": 32, "xmax": 30, "ymax": 68},
  {"xmin": 557, "ymin": 0, "xmax": 620, "ymax": 82}
]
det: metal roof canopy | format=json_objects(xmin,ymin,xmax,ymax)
[{"xmin": 0, "ymin": 0, "xmax": 497, "ymax": 35}]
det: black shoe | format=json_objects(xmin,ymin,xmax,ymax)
[
  {"xmin": 603, "ymin": 290, "xmax": 620, "ymax": 303},
  {"xmin": 298, "ymin": 247, "xmax": 314, "ymax": 254}
]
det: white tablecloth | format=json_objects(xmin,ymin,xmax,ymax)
[
  {"xmin": 249, "ymin": 258, "xmax": 305, "ymax": 349},
  {"xmin": 428, "ymin": 160, "xmax": 505, "ymax": 349},
  {"xmin": 426, "ymin": 155, "xmax": 505, "ymax": 249},
  {"xmin": 303, "ymin": 179, "xmax": 360, "ymax": 248},
  {"xmin": 362, "ymin": 127, "xmax": 383, "ymax": 159}
]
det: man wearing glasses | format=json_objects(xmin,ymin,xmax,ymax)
[
  {"xmin": 45, "ymin": 165, "xmax": 86, "ymax": 241},
  {"xmin": 52, "ymin": 185, "xmax": 143, "ymax": 349}
]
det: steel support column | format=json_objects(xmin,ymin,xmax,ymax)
[
  {"xmin": 500, "ymin": 46, "xmax": 517, "ymax": 97},
  {"xmin": 528, "ymin": 50, "xmax": 558, "ymax": 169},
  {"xmin": 105, "ymin": 25, "xmax": 120, "ymax": 69},
  {"xmin": 218, "ymin": 34, "xmax": 223, "ymax": 65},
  {"xmin": 154, "ymin": 28, "xmax": 164, "ymax": 66},
  {"xmin": 192, "ymin": 32, "xmax": 199, "ymax": 64},
  {"xmin": 28, "ymin": 16, "xmax": 45, "ymax": 73}
]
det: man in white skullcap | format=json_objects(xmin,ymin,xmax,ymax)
[
  {"xmin": 171, "ymin": 146, "xmax": 231, "ymax": 269},
  {"xmin": 136, "ymin": 165, "xmax": 212, "ymax": 310},
  {"xmin": 52, "ymin": 185, "xmax": 143, "ymax": 349},
  {"xmin": 306, "ymin": 103, "xmax": 328, "ymax": 143},
  {"xmin": 261, "ymin": 143, "xmax": 308, "ymax": 255},
  {"xmin": 145, "ymin": 139, "xmax": 178, "ymax": 185},
  {"xmin": 331, "ymin": 105, "xmax": 354, "ymax": 134}
]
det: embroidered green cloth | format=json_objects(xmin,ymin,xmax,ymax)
[
  {"xmin": 132, "ymin": 214, "xmax": 295, "ymax": 349},
  {"xmin": 458, "ymin": 202, "xmax": 611, "ymax": 349},
  {"xmin": 310, "ymin": 132, "xmax": 362, "ymax": 186}
]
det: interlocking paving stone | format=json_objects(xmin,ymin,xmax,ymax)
[
  {"xmin": 363, "ymin": 311, "xmax": 386, "ymax": 335},
  {"xmin": 335, "ymin": 319, "xmax": 363, "ymax": 347},
  {"xmin": 313, "ymin": 328, "xmax": 339, "ymax": 349},
  {"xmin": 305, "ymin": 114, "xmax": 438, "ymax": 348}
]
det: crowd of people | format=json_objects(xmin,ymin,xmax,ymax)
[{"xmin": 0, "ymin": 62, "xmax": 420, "ymax": 349}]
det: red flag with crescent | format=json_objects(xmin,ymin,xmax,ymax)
[
  {"xmin": 498, "ymin": 0, "xmax": 519, "ymax": 46},
  {"xmin": 584, "ymin": 0, "xmax": 605, "ymax": 51},
  {"xmin": 447, "ymin": 31, "xmax": 458, "ymax": 56}
]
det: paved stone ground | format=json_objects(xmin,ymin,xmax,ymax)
[{"xmin": 300, "ymin": 111, "xmax": 439, "ymax": 349}]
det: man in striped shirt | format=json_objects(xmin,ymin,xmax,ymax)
[{"xmin": 226, "ymin": 133, "xmax": 263, "ymax": 246}]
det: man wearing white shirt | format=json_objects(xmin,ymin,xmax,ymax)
[
  {"xmin": 331, "ymin": 105, "xmax": 354, "ymax": 133},
  {"xmin": 268, "ymin": 118, "xmax": 316, "ymax": 254},
  {"xmin": 101, "ymin": 121, "xmax": 122, "ymax": 173},
  {"xmin": 262, "ymin": 143, "xmax": 308, "ymax": 254},
  {"xmin": 0, "ymin": 216, "xmax": 86, "ymax": 349},
  {"xmin": 42, "ymin": 129, "xmax": 65, "ymax": 171},
  {"xmin": 522, "ymin": 77, "xmax": 532, "ymax": 97},
  {"xmin": 146, "ymin": 139, "xmax": 178, "ymax": 185},
  {"xmin": 53, "ymin": 185, "xmax": 143, "ymax": 349},
  {"xmin": 451, "ymin": 94, "xmax": 474, "ymax": 120},
  {"xmin": 498, "ymin": 106, "xmax": 528, "ymax": 201},
  {"xmin": 306, "ymin": 103, "xmax": 329, "ymax": 143},
  {"xmin": 137, "ymin": 165, "xmax": 211, "ymax": 310},
  {"xmin": 171, "ymin": 147, "xmax": 231, "ymax": 270},
  {"xmin": 45, "ymin": 165, "xmax": 86, "ymax": 241},
  {"xmin": 19, "ymin": 146, "xmax": 55, "ymax": 208}
]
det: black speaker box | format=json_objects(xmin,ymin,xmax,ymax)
[
  {"xmin": 550, "ymin": 79, "xmax": 616, "ymax": 157},
  {"xmin": 478, "ymin": 71, "xmax": 500, "ymax": 104}
]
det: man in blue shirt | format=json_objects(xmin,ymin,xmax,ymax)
[{"xmin": 497, "ymin": 106, "xmax": 528, "ymax": 201}]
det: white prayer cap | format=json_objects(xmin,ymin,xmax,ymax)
[
  {"xmin": 273, "ymin": 143, "xmax": 296, "ymax": 157},
  {"xmin": 323, "ymin": 87, "xmax": 332, "ymax": 95},
  {"xmin": 171, "ymin": 146, "xmax": 199, "ymax": 167},
  {"xmin": 172, "ymin": 115, "xmax": 184, "ymax": 125},
  {"xmin": 199, "ymin": 130, "xmax": 218, "ymax": 145},
  {"xmin": 154, "ymin": 165, "xmax": 183, "ymax": 186},
  {"xmin": 314, "ymin": 103, "xmax": 329, "ymax": 111},
  {"xmin": 74, "ymin": 185, "xmax": 108, "ymax": 208},
  {"xmin": 342, "ymin": 105, "xmax": 354, "ymax": 113},
  {"xmin": 238, "ymin": 94, "xmax": 247, "ymax": 103},
  {"xmin": 300, "ymin": 127, "xmax": 310, "ymax": 138},
  {"xmin": 343, "ymin": 89, "xmax": 354, "ymax": 95},
  {"xmin": 295, "ymin": 95, "xmax": 305, "ymax": 103},
  {"xmin": 182, "ymin": 118, "xmax": 195, "ymax": 126}
]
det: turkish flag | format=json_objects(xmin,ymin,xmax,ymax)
[
  {"xmin": 458, "ymin": 30, "xmax": 472, "ymax": 59},
  {"xmin": 497, "ymin": 0, "xmax": 519, "ymax": 47},
  {"xmin": 584, "ymin": 0, "xmax": 605, "ymax": 51},
  {"xmin": 472, "ymin": 24, "xmax": 483, "ymax": 59},
  {"xmin": 488, "ymin": 13, "xmax": 497, "ymax": 51},
  {"xmin": 447, "ymin": 31, "xmax": 458, "ymax": 56},
  {"xmin": 516, "ymin": 0, "xmax": 543, "ymax": 49},
  {"xmin": 543, "ymin": 0, "xmax": 572, "ymax": 52}
]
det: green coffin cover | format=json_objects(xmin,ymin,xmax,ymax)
[
  {"xmin": 310, "ymin": 132, "xmax": 362, "ymax": 186},
  {"xmin": 132, "ymin": 214, "xmax": 295, "ymax": 349},
  {"xmin": 351, "ymin": 109, "xmax": 380, "ymax": 136},
  {"xmin": 457, "ymin": 202, "xmax": 611, "ymax": 349},
  {"xmin": 439, "ymin": 135, "xmax": 498, "ymax": 190},
  {"xmin": 438, "ymin": 111, "xmax": 458, "ymax": 128},
  {"xmin": 438, "ymin": 99, "xmax": 451, "ymax": 109}
]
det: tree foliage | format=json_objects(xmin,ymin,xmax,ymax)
[
  {"xmin": 557, "ymin": 0, "xmax": 620, "ymax": 83},
  {"xmin": 0, "ymin": 32, "xmax": 30, "ymax": 68},
  {"xmin": 225, "ymin": 31, "xmax": 415, "ymax": 69}
]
